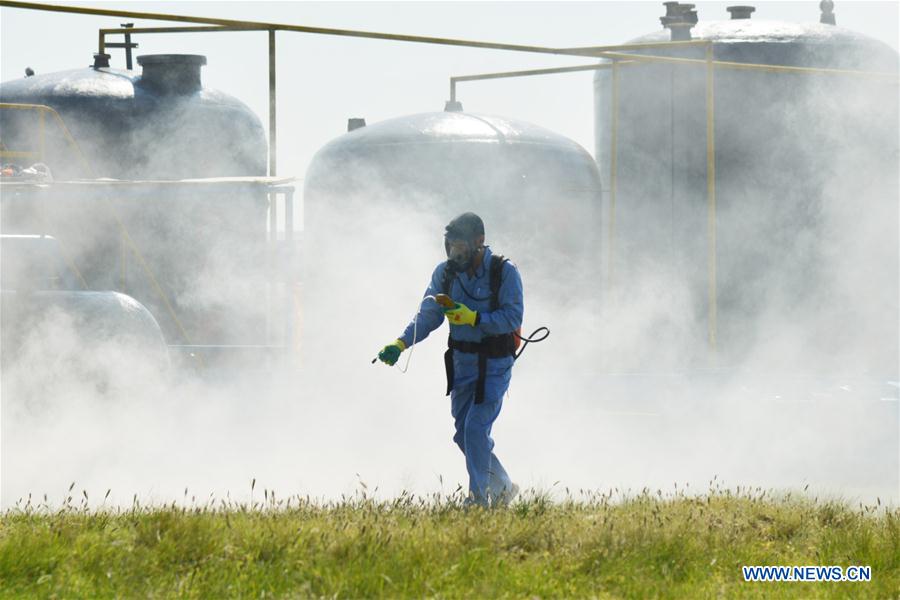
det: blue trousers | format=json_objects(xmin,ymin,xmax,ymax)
[{"xmin": 450, "ymin": 378, "xmax": 513, "ymax": 505}]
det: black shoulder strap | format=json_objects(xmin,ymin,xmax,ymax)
[{"xmin": 489, "ymin": 254, "xmax": 509, "ymax": 311}]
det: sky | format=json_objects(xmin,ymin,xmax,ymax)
[{"xmin": 2, "ymin": 0, "xmax": 898, "ymax": 184}]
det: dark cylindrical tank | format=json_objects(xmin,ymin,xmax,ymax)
[
  {"xmin": 592, "ymin": 5, "xmax": 899, "ymax": 371},
  {"xmin": 0, "ymin": 54, "xmax": 266, "ymax": 179}
]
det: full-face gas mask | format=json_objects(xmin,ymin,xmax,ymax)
[
  {"xmin": 444, "ymin": 212, "xmax": 485, "ymax": 272},
  {"xmin": 445, "ymin": 236, "xmax": 477, "ymax": 271}
]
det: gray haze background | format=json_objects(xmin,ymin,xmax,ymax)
[{"xmin": 1, "ymin": 1, "xmax": 898, "ymax": 509}]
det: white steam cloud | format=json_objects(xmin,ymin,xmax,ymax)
[{"xmin": 2, "ymin": 31, "xmax": 897, "ymax": 510}]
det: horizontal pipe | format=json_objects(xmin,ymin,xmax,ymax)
[
  {"xmin": 0, "ymin": 150, "xmax": 40, "ymax": 159},
  {"xmin": 10, "ymin": 1, "xmax": 895, "ymax": 80},
  {"xmin": 596, "ymin": 50, "xmax": 900, "ymax": 79},
  {"xmin": 100, "ymin": 25, "xmax": 264, "ymax": 35},
  {"xmin": 4, "ymin": 1, "xmax": 580, "ymax": 57},
  {"xmin": 452, "ymin": 63, "xmax": 611, "ymax": 83},
  {"xmin": 555, "ymin": 39, "xmax": 710, "ymax": 57}
]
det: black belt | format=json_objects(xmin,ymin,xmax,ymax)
[{"xmin": 444, "ymin": 334, "xmax": 515, "ymax": 404}]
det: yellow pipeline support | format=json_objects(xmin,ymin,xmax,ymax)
[
  {"xmin": 608, "ymin": 60, "xmax": 619, "ymax": 294},
  {"xmin": 268, "ymin": 29, "xmax": 277, "ymax": 177},
  {"xmin": 120, "ymin": 233, "xmax": 127, "ymax": 291},
  {"xmin": 705, "ymin": 44, "xmax": 717, "ymax": 355},
  {"xmin": 38, "ymin": 109, "xmax": 45, "ymax": 160}
]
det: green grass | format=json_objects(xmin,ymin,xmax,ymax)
[{"xmin": 0, "ymin": 486, "xmax": 897, "ymax": 599}]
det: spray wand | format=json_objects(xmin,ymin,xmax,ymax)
[
  {"xmin": 370, "ymin": 294, "xmax": 442, "ymax": 370},
  {"xmin": 371, "ymin": 294, "xmax": 548, "ymax": 368}
]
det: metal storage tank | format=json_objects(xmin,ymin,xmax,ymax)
[
  {"xmin": 592, "ymin": 3, "xmax": 899, "ymax": 371},
  {"xmin": 0, "ymin": 53, "xmax": 267, "ymax": 180},
  {"xmin": 1, "ymin": 54, "xmax": 275, "ymax": 353},
  {"xmin": 304, "ymin": 110, "xmax": 602, "ymax": 283},
  {"xmin": 1, "ymin": 235, "xmax": 170, "ymax": 397},
  {"xmin": 301, "ymin": 110, "xmax": 603, "ymax": 364}
]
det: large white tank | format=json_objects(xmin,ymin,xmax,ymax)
[
  {"xmin": 592, "ymin": 3, "xmax": 899, "ymax": 371},
  {"xmin": 304, "ymin": 110, "xmax": 603, "ymax": 278},
  {"xmin": 301, "ymin": 110, "xmax": 604, "ymax": 365}
]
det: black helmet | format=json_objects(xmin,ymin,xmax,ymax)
[{"xmin": 444, "ymin": 212, "xmax": 484, "ymax": 242}]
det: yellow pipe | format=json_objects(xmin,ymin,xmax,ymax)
[
  {"xmin": 608, "ymin": 60, "xmax": 619, "ymax": 294},
  {"xmin": 268, "ymin": 29, "xmax": 277, "ymax": 177},
  {"xmin": 2, "ymin": 0, "xmax": 587, "ymax": 58},
  {"xmin": 38, "ymin": 109, "xmax": 45, "ymax": 161},
  {"xmin": 0, "ymin": 150, "xmax": 40, "ymax": 159},
  {"xmin": 556, "ymin": 39, "xmax": 710, "ymax": 56},
  {"xmin": 120, "ymin": 233, "xmax": 127, "ymax": 291},
  {"xmin": 452, "ymin": 62, "xmax": 611, "ymax": 84},
  {"xmin": 596, "ymin": 50, "xmax": 900, "ymax": 80},
  {"xmin": 706, "ymin": 45, "xmax": 717, "ymax": 355},
  {"xmin": 100, "ymin": 25, "xmax": 263, "ymax": 35},
  {"xmin": 268, "ymin": 191, "xmax": 278, "ymax": 344},
  {"xmin": 7, "ymin": 1, "xmax": 899, "ymax": 78}
]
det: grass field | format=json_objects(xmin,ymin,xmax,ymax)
[{"xmin": 0, "ymin": 486, "xmax": 896, "ymax": 599}]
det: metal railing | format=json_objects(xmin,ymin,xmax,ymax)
[
  {"xmin": 1, "ymin": 103, "xmax": 90, "ymax": 289},
  {"xmin": 0, "ymin": 102, "xmax": 196, "ymax": 348}
]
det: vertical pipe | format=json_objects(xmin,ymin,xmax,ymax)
[
  {"xmin": 608, "ymin": 60, "xmax": 619, "ymax": 293},
  {"xmin": 120, "ymin": 232, "xmax": 127, "ymax": 290},
  {"xmin": 268, "ymin": 29, "xmax": 277, "ymax": 177},
  {"xmin": 450, "ymin": 79, "xmax": 456, "ymax": 103},
  {"xmin": 268, "ymin": 190, "xmax": 278, "ymax": 344},
  {"xmin": 123, "ymin": 25, "xmax": 134, "ymax": 70},
  {"xmin": 284, "ymin": 189, "xmax": 295, "ymax": 350},
  {"xmin": 98, "ymin": 31, "xmax": 105, "ymax": 54},
  {"xmin": 38, "ymin": 108, "xmax": 45, "ymax": 161},
  {"xmin": 705, "ymin": 43, "xmax": 718, "ymax": 355},
  {"xmin": 669, "ymin": 64, "xmax": 676, "ymax": 260},
  {"xmin": 267, "ymin": 30, "xmax": 278, "ymax": 345}
]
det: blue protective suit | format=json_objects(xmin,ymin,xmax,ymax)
[{"xmin": 399, "ymin": 246, "xmax": 524, "ymax": 505}]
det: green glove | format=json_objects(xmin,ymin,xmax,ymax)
[
  {"xmin": 378, "ymin": 339, "xmax": 407, "ymax": 366},
  {"xmin": 443, "ymin": 302, "xmax": 479, "ymax": 327}
]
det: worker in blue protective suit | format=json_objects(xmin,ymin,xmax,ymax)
[{"xmin": 377, "ymin": 212, "xmax": 523, "ymax": 507}]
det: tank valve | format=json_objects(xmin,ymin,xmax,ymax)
[
  {"xmin": 92, "ymin": 53, "xmax": 111, "ymax": 69},
  {"xmin": 444, "ymin": 100, "xmax": 464, "ymax": 112},
  {"xmin": 726, "ymin": 6, "xmax": 755, "ymax": 19},
  {"xmin": 661, "ymin": 2, "xmax": 698, "ymax": 41},
  {"xmin": 820, "ymin": 0, "xmax": 836, "ymax": 25}
]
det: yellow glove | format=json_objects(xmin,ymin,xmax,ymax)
[
  {"xmin": 443, "ymin": 302, "xmax": 479, "ymax": 327},
  {"xmin": 377, "ymin": 339, "xmax": 406, "ymax": 366}
]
